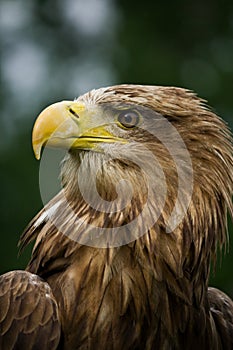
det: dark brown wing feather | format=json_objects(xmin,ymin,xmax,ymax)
[
  {"xmin": 208, "ymin": 287, "xmax": 233, "ymax": 349},
  {"xmin": 0, "ymin": 270, "xmax": 61, "ymax": 350}
]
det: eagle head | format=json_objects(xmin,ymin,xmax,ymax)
[{"xmin": 31, "ymin": 84, "xmax": 233, "ymax": 284}]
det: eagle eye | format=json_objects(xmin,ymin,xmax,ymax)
[{"xmin": 117, "ymin": 110, "xmax": 140, "ymax": 128}]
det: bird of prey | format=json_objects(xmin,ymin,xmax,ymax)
[{"xmin": 0, "ymin": 85, "xmax": 233, "ymax": 349}]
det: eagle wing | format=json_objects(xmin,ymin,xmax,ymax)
[
  {"xmin": 208, "ymin": 287, "xmax": 233, "ymax": 349},
  {"xmin": 0, "ymin": 270, "xmax": 61, "ymax": 350}
]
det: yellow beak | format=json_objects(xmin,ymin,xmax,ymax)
[{"xmin": 32, "ymin": 101, "xmax": 125, "ymax": 159}]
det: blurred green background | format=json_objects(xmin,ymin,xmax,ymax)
[{"xmin": 0, "ymin": 0, "xmax": 233, "ymax": 297}]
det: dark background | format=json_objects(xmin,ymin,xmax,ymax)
[{"xmin": 0, "ymin": 0, "xmax": 233, "ymax": 296}]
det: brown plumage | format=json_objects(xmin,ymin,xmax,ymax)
[{"xmin": 0, "ymin": 84, "xmax": 233, "ymax": 349}]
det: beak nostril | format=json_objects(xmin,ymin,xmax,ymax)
[{"xmin": 69, "ymin": 108, "xmax": 79, "ymax": 118}]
